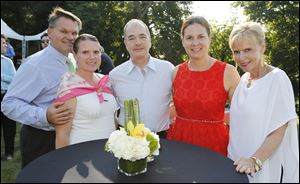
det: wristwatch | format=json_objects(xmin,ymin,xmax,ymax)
[{"xmin": 251, "ymin": 156, "xmax": 263, "ymax": 172}]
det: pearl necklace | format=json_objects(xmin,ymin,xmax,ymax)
[{"xmin": 247, "ymin": 65, "xmax": 269, "ymax": 88}]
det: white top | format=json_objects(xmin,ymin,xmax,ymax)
[
  {"xmin": 109, "ymin": 56, "xmax": 174, "ymax": 132},
  {"xmin": 228, "ymin": 68, "xmax": 299, "ymax": 183},
  {"xmin": 70, "ymin": 92, "xmax": 118, "ymax": 145}
]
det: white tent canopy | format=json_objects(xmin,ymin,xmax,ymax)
[
  {"xmin": 1, "ymin": 19, "xmax": 23, "ymax": 40},
  {"xmin": 1, "ymin": 18, "xmax": 47, "ymax": 59}
]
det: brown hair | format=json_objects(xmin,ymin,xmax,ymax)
[
  {"xmin": 181, "ymin": 16, "xmax": 211, "ymax": 39},
  {"xmin": 1, "ymin": 34, "xmax": 7, "ymax": 40},
  {"xmin": 73, "ymin": 33, "xmax": 100, "ymax": 53},
  {"xmin": 48, "ymin": 7, "xmax": 82, "ymax": 30}
]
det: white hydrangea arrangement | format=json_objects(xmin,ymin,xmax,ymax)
[{"xmin": 105, "ymin": 99, "xmax": 160, "ymax": 162}]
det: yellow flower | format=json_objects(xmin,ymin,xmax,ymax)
[
  {"xmin": 131, "ymin": 124, "xmax": 145, "ymax": 139},
  {"xmin": 127, "ymin": 120, "xmax": 134, "ymax": 132},
  {"xmin": 129, "ymin": 123, "xmax": 145, "ymax": 139}
]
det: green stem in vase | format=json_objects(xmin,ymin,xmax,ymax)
[
  {"xmin": 133, "ymin": 99, "xmax": 138, "ymax": 126},
  {"xmin": 136, "ymin": 98, "xmax": 141, "ymax": 124},
  {"xmin": 124, "ymin": 100, "xmax": 128, "ymax": 132},
  {"xmin": 129, "ymin": 100, "xmax": 135, "ymax": 126},
  {"xmin": 118, "ymin": 158, "xmax": 147, "ymax": 175}
]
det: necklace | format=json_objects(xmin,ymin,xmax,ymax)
[
  {"xmin": 247, "ymin": 65, "xmax": 269, "ymax": 88},
  {"xmin": 246, "ymin": 78, "xmax": 253, "ymax": 88}
]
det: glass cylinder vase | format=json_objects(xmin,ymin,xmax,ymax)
[{"xmin": 118, "ymin": 158, "xmax": 147, "ymax": 176}]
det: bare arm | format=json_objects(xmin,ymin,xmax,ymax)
[
  {"xmin": 223, "ymin": 64, "xmax": 240, "ymax": 125},
  {"xmin": 224, "ymin": 64, "xmax": 240, "ymax": 103},
  {"xmin": 234, "ymin": 123, "xmax": 288, "ymax": 176},
  {"xmin": 55, "ymin": 98, "xmax": 77, "ymax": 149},
  {"xmin": 169, "ymin": 66, "xmax": 179, "ymax": 118}
]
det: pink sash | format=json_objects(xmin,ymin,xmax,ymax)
[{"xmin": 56, "ymin": 72, "xmax": 112, "ymax": 103}]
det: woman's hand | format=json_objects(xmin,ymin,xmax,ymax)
[{"xmin": 234, "ymin": 157, "xmax": 256, "ymax": 177}]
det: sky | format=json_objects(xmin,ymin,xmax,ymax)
[{"xmin": 192, "ymin": 1, "xmax": 247, "ymax": 24}]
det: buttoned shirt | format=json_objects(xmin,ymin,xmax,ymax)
[
  {"xmin": 109, "ymin": 56, "xmax": 174, "ymax": 132},
  {"xmin": 1, "ymin": 55, "xmax": 16, "ymax": 91},
  {"xmin": 1, "ymin": 45, "xmax": 69, "ymax": 131}
]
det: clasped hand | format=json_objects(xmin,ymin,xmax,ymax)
[
  {"xmin": 234, "ymin": 157, "xmax": 255, "ymax": 177},
  {"xmin": 46, "ymin": 102, "xmax": 73, "ymax": 125}
]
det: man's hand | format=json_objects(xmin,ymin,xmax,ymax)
[
  {"xmin": 224, "ymin": 110, "xmax": 230, "ymax": 125},
  {"xmin": 46, "ymin": 102, "xmax": 73, "ymax": 125},
  {"xmin": 169, "ymin": 102, "xmax": 177, "ymax": 118}
]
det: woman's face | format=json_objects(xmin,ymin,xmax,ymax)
[
  {"xmin": 182, "ymin": 23, "xmax": 211, "ymax": 60},
  {"xmin": 231, "ymin": 37, "xmax": 265, "ymax": 73},
  {"xmin": 74, "ymin": 40, "xmax": 101, "ymax": 73}
]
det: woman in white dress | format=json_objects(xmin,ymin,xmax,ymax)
[
  {"xmin": 227, "ymin": 22, "xmax": 299, "ymax": 182},
  {"xmin": 55, "ymin": 34, "xmax": 118, "ymax": 149}
]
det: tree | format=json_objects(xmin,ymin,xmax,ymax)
[
  {"xmin": 234, "ymin": 1, "xmax": 299, "ymax": 114},
  {"xmin": 209, "ymin": 21, "xmax": 235, "ymax": 66},
  {"xmin": 2, "ymin": 1, "xmax": 192, "ymax": 64},
  {"xmin": 65, "ymin": 1, "xmax": 192, "ymax": 66},
  {"xmin": 1, "ymin": 1, "xmax": 67, "ymax": 56},
  {"xmin": 1, "ymin": 1, "xmax": 65, "ymax": 35}
]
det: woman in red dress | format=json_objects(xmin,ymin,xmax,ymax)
[{"xmin": 167, "ymin": 16, "xmax": 240, "ymax": 156}]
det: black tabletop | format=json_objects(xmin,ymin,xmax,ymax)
[{"xmin": 16, "ymin": 139, "xmax": 248, "ymax": 183}]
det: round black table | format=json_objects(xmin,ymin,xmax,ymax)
[{"xmin": 16, "ymin": 139, "xmax": 248, "ymax": 183}]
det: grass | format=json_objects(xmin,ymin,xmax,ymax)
[
  {"xmin": 1, "ymin": 119, "xmax": 299, "ymax": 183},
  {"xmin": 1, "ymin": 123, "xmax": 21, "ymax": 183}
]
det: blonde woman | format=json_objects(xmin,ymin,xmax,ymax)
[{"xmin": 228, "ymin": 22, "xmax": 299, "ymax": 182}]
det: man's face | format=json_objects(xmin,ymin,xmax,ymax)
[
  {"xmin": 1, "ymin": 38, "xmax": 7, "ymax": 54},
  {"xmin": 124, "ymin": 23, "xmax": 151, "ymax": 61},
  {"xmin": 48, "ymin": 17, "xmax": 79, "ymax": 56}
]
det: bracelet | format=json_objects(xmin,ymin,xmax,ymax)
[{"xmin": 251, "ymin": 157, "xmax": 263, "ymax": 172}]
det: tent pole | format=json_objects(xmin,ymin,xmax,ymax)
[{"xmin": 22, "ymin": 36, "xmax": 26, "ymax": 60}]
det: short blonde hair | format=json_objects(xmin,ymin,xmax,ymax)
[
  {"xmin": 229, "ymin": 22, "xmax": 265, "ymax": 49},
  {"xmin": 48, "ymin": 7, "xmax": 82, "ymax": 30}
]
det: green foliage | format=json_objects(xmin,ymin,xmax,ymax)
[
  {"xmin": 146, "ymin": 134, "xmax": 159, "ymax": 156},
  {"xmin": 148, "ymin": 1, "xmax": 191, "ymax": 65},
  {"xmin": 65, "ymin": 1, "xmax": 192, "ymax": 66},
  {"xmin": 1, "ymin": 1, "xmax": 68, "ymax": 56},
  {"xmin": 1, "ymin": 1, "xmax": 192, "ymax": 65},
  {"xmin": 234, "ymin": 1, "xmax": 299, "ymax": 114},
  {"xmin": 1, "ymin": 1, "xmax": 65, "ymax": 35},
  {"xmin": 210, "ymin": 22, "xmax": 235, "ymax": 65}
]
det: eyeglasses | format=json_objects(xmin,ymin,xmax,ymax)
[{"xmin": 41, "ymin": 40, "xmax": 49, "ymax": 44}]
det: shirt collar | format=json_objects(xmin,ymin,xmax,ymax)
[
  {"xmin": 47, "ymin": 44, "xmax": 69, "ymax": 64},
  {"xmin": 126, "ymin": 55, "xmax": 157, "ymax": 74}
]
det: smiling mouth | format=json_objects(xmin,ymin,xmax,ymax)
[
  {"xmin": 134, "ymin": 49, "xmax": 144, "ymax": 52},
  {"xmin": 240, "ymin": 62, "xmax": 250, "ymax": 67},
  {"xmin": 191, "ymin": 48, "xmax": 201, "ymax": 52}
]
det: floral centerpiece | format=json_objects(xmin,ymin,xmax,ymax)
[{"xmin": 105, "ymin": 98, "xmax": 160, "ymax": 176}]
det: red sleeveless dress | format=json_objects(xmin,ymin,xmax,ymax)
[{"xmin": 167, "ymin": 61, "xmax": 229, "ymax": 156}]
